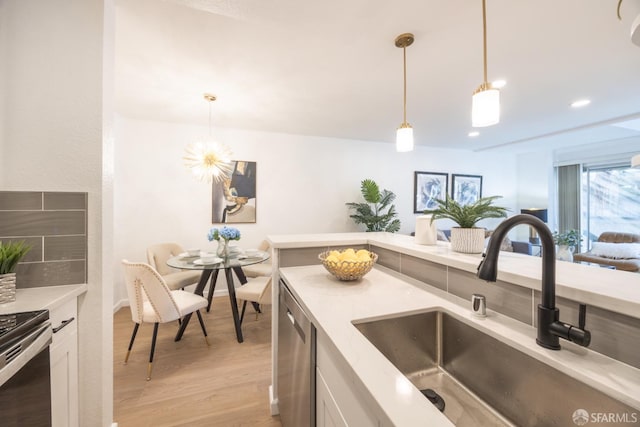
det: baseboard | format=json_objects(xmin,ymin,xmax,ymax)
[
  {"xmin": 111, "ymin": 423, "xmax": 119, "ymax": 427},
  {"xmin": 269, "ymin": 384, "xmax": 279, "ymax": 415},
  {"xmin": 113, "ymin": 298, "xmax": 128, "ymax": 313}
]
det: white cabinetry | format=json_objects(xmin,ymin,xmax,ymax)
[
  {"xmin": 316, "ymin": 331, "xmax": 381, "ymax": 427},
  {"xmin": 49, "ymin": 298, "xmax": 79, "ymax": 427},
  {"xmin": 316, "ymin": 367, "xmax": 348, "ymax": 427}
]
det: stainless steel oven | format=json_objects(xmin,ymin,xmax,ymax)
[{"xmin": 0, "ymin": 310, "xmax": 53, "ymax": 427}]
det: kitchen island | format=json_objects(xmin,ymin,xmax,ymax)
[{"xmin": 268, "ymin": 232, "xmax": 640, "ymax": 426}]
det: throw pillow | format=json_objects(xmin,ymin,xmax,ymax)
[{"xmin": 590, "ymin": 242, "xmax": 640, "ymax": 259}]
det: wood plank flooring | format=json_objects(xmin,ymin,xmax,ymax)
[{"xmin": 113, "ymin": 295, "xmax": 282, "ymax": 427}]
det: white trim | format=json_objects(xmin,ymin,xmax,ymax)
[
  {"xmin": 269, "ymin": 384, "xmax": 279, "ymax": 416},
  {"xmin": 113, "ymin": 298, "xmax": 128, "ymax": 313}
]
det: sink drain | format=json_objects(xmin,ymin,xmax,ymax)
[{"xmin": 421, "ymin": 388, "xmax": 445, "ymax": 412}]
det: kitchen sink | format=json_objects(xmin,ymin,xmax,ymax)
[{"xmin": 353, "ymin": 310, "xmax": 637, "ymax": 426}]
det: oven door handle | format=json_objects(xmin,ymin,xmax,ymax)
[{"xmin": 0, "ymin": 322, "xmax": 52, "ymax": 387}]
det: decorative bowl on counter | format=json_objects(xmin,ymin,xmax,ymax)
[{"xmin": 318, "ymin": 248, "xmax": 378, "ymax": 281}]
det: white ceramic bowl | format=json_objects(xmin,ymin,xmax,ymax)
[
  {"xmin": 200, "ymin": 255, "xmax": 219, "ymax": 264},
  {"xmin": 245, "ymin": 249, "xmax": 261, "ymax": 257},
  {"xmin": 187, "ymin": 248, "xmax": 200, "ymax": 257}
]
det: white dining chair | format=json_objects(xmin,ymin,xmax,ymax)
[
  {"xmin": 235, "ymin": 276, "xmax": 272, "ymax": 324},
  {"xmin": 147, "ymin": 242, "xmax": 201, "ymax": 290},
  {"xmin": 121, "ymin": 260, "xmax": 210, "ymax": 380},
  {"xmin": 242, "ymin": 240, "xmax": 273, "ymax": 278}
]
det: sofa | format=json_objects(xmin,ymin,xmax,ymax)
[{"xmin": 573, "ymin": 232, "xmax": 640, "ymax": 272}]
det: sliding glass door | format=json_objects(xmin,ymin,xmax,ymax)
[{"xmin": 581, "ymin": 164, "xmax": 640, "ymax": 249}]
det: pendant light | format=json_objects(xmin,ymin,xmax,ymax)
[
  {"xmin": 395, "ymin": 33, "xmax": 415, "ymax": 152},
  {"xmin": 183, "ymin": 93, "xmax": 234, "ymax": 183},
  {"xmin": 472, "ymin": 0, "xmax": 500, "ymax": 127}
]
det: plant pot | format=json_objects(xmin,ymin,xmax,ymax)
[
  {"xmin": 556, "ymin": 245, "xmax": 574, "ymax": 262},
  {"xmin": 0, "ymin": 273, "xmax": 17, "ymax": 303},
  {"xmin": 450, "ymin": 227, "xmax": 486, "ymax": 254}
]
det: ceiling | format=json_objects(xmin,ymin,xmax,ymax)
[{"xmin": 114, "ymin": 0, "xmax": 640, "ymax": 153}]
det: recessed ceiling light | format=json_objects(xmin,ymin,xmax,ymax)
[
  {"xmin": 492, "ymin": 79, "xmax": 506, "ymax": 89},
  {"xmin": 468, "ymin": 131, "xmax": 480, "ymax": 137},
  {"xmin": 571, "ymin": 99, "xmax": 591, "ymax": 108}
]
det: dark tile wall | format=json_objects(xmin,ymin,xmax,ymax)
[
  {"xmin": 0, "ymin": 191, "xmax": 87, "ymax": 288},
  {"xmin": 277, "ymin": 243, "xmax": 640, "ymax": 369}
]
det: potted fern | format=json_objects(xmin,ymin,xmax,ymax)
[
  {"xmin": 424, "ymin": 195, "xmax": 508, "ymax": 253},
  {"xmin": 0, "ymin": 241, "xmax": 31, "ymax": 303},
  {"xmin": 346, "ymin": 179, "xmax": 401, "ymax": 233}
]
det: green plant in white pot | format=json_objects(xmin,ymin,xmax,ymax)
[
  {"xmin": 0, "ymin": 241, "xmax": 31, "ymax": 303},
  {"xmin": 424, "ymin": 195, "xmax": 508, "ymax": 254}
]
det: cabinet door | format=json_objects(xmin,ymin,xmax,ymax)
[
  {"xmin": 50, "ymin": 300, "xmax": 79, "ymax": 427},
  {"xmin": 316, "ymin": 368, "xmax": 347, "ymax": 427}
]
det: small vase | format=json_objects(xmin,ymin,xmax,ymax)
[
  {"xmin": 216, "ymin": 239, "xmax": 230, "ymax": 258},
  {"xmin": 556, "ymin": 245, "xmax": 574, "ymax": 262},
  {"xmin": 0, "ymin": 273, "xmax": 17, "ymax": 304}
]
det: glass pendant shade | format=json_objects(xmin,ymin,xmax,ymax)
[
  {"xmin": 396, "ymin": 124, "xmax": 414, "ymax": 152},
  {"xmin": 472, "ymin": 86, "xmax": 500, "ymax": 127}
]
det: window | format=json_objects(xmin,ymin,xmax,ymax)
[{"xmin": 581, "ymin": 164, "xmax": 640, "ymax": 248}]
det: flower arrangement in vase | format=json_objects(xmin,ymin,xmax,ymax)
[{"xmin": 207, "ymin": 226, "xmax": 241, "ymax": 258}]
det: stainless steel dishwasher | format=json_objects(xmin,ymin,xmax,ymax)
[{"xmin": 278, "ymin": 280, "xmax": 316, "ymax": 427}]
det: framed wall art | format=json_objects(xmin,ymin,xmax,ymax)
[
  {"xmin": 414, "ymin": 171, "xmax": 448, "ymax": 213},
  {"xmin": 212, "ymin": 160, "xmax": 257, "ymax": 223},
  {"xmin": 451, "ymin": 174, "xmax": 482, "ymax": 206}
]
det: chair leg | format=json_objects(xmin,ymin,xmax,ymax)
[
  {"xmin": 195, "ymin": 310, "xmax": 210, "ymax": 346},
  {"xmin": 250, "ymin": 301, "xmax": 261, "ymax": 320},
  {"xmin": 147, "ymin": 323, "xmax": 159, "ymax": 381},
  {"xmin": 239, "ymin": 300, "xmax": 248, "ymax": 324},
  {"xmin": 124, "ymin": 323, "xmax": 140, "ymax": 364}
]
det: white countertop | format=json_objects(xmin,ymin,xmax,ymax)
[
  {"xmin": 0, "ymin": 284, "xmax": 87, "ymax": 314},
  {"xmin": 269, "ymin": 232, "xmax": 640, "ymax": 319},
  {"xmin": 279, "ymin": 265, "xmax": 640, "ymax": 426}
]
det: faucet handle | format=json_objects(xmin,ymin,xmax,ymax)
[{"xmin": 471, "ymin": 294, "xmax": 487, "ymax": 317}]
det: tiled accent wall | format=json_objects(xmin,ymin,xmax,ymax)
[
  {"xmin": 0, "ymin": 191, "xmax": 87, "ymax": 288},
  {"xmin": 277, "ymin": 243, "xmax": 640, "ymax": 369}
]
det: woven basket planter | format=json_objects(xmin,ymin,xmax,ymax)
[
  {"xmin": 0, "ymin": 273, "xmax": 17, "ymax": 304},
  {"xmin": 450, "ymin": 227, "xmax": 486, "ymax": 254}
]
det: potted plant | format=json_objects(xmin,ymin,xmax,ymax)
[
  {"xmin": 0, "ymin": 240, "xmax": 31, "ymax": 303},
  {"xmin": 346, "ymin": 179, "xmax": 401, "ymax": 233},
  {"xmin": 424, "ymin": 195, "xmax": 508, "ymax": 253},
  {"xmin": 552, "ymin": 229, "xmax": 581, "ymax": 262}
]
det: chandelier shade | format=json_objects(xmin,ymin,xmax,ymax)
[
  {"xmin": 472, "ymin": 84, "xmax": 500, "ymax": 127},
  {"xmin": 396, "ymin": 124, "xmax": 414, "ymax": 152}
]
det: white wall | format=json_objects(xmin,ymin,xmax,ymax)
[
  {"xmin": 113, "ymin": 117, "xmax": 520, "ymax": 304},
  {"xmin": 0, "ymin": 1, "xmax": 114, "ymax": 426}
]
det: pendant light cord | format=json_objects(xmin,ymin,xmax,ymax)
[
  {"xmin": 403, "ymin": 46, "xmax": 408, "ymax": 124},
  {"xmin": 208, "ymin": 100, "xmax": 212, "ymax": 137},
  {"xmin": 482, "ymin": 0, "xmax": 488, "ymax": 85}
]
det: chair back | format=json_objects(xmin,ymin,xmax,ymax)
[
  {"xmin": 122, "ymin": 260, "xmax": 181, "ymax": 323},
  {"xmin": 258, "ymin": 278, "xmax": 272, "ymax": 305},
  {"xmin": 147, "ymin": 243, "xmax": 184, "ymax": 276},
  {"xmin": 598, "ymin": 232, "xmax": 640, "ymax": 244}
]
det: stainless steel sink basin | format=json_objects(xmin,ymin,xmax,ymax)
[{"xmin": 353, "ymin": 310, "xmax": 636, "ymax": 426}]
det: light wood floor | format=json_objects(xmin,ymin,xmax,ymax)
[{"xmin": 113, "ymin": 295, "xmax": 282, "ymax": 427}]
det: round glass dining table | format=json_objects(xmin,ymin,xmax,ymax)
[{"xmin": 166, "ymin": 250, "xmax": 270, "ymax": 343}]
